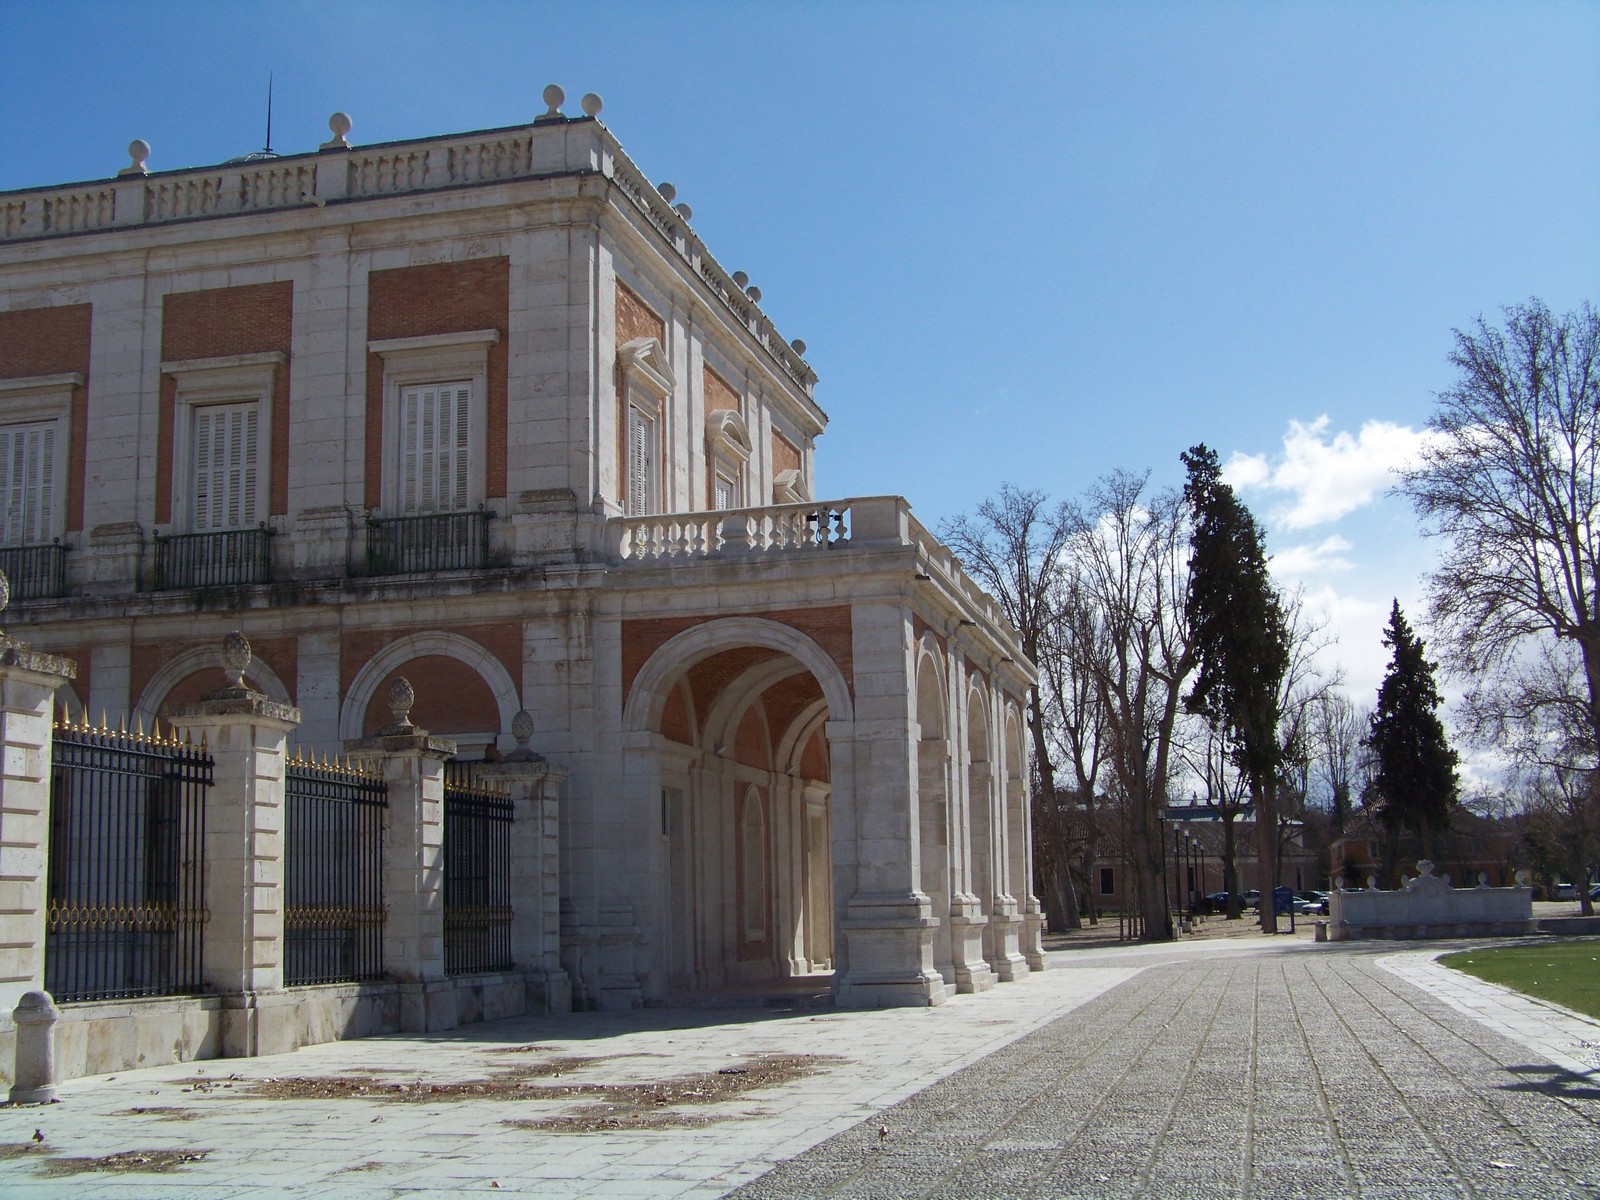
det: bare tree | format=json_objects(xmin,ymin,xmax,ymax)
[
  {"xmin": 1063, "ymin": 471, "xmax": 1193, "ymax": 940},
  {"xmin": 1311, "ymin": 692, "xmax": 1367, "ymax": 830},
  {"xmin": 1402, "ymin": 299, "xmax": 1600, "ymax": 770},
  {"xmin": 941, "ymin": 485, "xmax": 1082, "ymax": 928}
]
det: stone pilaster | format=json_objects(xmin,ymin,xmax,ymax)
[
  {"xmin": 167, "ymin": 632, "xmax": 301, "ymax": 1058},
  {"xmin": 344, "ymin": 678, "xmax": 456, "ymax": 1031}
]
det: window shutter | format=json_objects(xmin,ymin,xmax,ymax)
[
  {"xmin": 400, "ymin": 382, "xmax": 472, "ymax": 514},
  {"xmin": 0, "ymin": 422, "xmax": 56, "ymax": 546},
  {"xmin": 628, "ymin": 409, "xmax": 653, "ymax": 516},
  {"xmin": 193, "ymin": 403, "xmax": 258, "ymax": 531},
  {"xmin": 714, "ymin": 476, "xmax": 734, "ymax": 511}
]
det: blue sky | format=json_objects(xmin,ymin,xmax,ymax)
[{"xmin": 3, "ymin": 1, "xmax": 1598, "ymax": 711}]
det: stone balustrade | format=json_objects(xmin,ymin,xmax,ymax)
[
  {"xmin": 0, "ymin": 114, "xmax": 815, "ymax": 395},
  {"xmin": 1328, "ymin": 860, "xmax": 1535, "ymax": 940}
]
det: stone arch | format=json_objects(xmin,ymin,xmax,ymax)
[
  {"xmin": 136, "ymin": 646, "xmax": 292, "ymax": 722},
  {"xmin": 339, "ymin": 630, "xmax": 520, "ymax": 742},
  {"xmin": 967, "ymin": 683, "xmax": 994, "ymax": 919},
  {"xmin": 623, "ymin": 616, "xmax": 853, "ymax": 734},
  {"xmin": 702, "ymin": 658, "xmax": 809, "ymax": 754},
  {"xmin": 915, "ymin": 640, "xmax": 954, "ymax": 984},
  {"xmin": 1004, "ymin": 704, "xmax": 1028, "ymax": 902}
]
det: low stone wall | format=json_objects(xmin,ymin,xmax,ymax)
[
  {"xmin": 1, "ymin": 973, "xmax": 537, "ymax": 1088},
  {"xmin": 1328, "ymin": 863, "xmax": 1534, "ymax": 941}
]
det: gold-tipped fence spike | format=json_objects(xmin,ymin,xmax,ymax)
[
  {"xmin": 133, "ymin": 714, "xmax": 145, "ymax": 740},
  {"xmin": 98, "ymin": 709, "xmax": 109, "ymax": 733}
]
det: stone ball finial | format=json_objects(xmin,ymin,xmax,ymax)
[
  {"xmin": 581, "ymin": 92, "xmax": 603, "ymax": 117},
  {"xmin": 321, "ymin": 112, "xmax": 353, "ymax": 150},
  {"xmin": 657, "ymin": 181, "xmax": 676, "ymax": 203},
  {"xmin": 731, "ymin": 270, "xmax": 748, "ymax": 288},
  {"xmin": 791, "ymin": 338, "xmax": 807, "ymax": 356},
  {"xmin": 511, "ymin": 709, "xmax": 535, "ymax": 749},
  {"xmin": 1515, "ymin": 868, "xmax": 1531, "ymax": 887},
  {"xmin": 1366, "ymin": 874, "xmax": 1378, "ymax": 891},
  {"xmin": 220, "ymin": 630, "xmax": 252, "ymax": 689},
  {"xmin": 387, "ymin": 677, "xmax": 415, "ymax": 728},
  {"xmin": 745, "ymin": 285, "xmax": 762, "ymax": 303},
  {"xmin": 120, "ymin": 139, "xmax": 151, "ymax": 177},
  {"xmin": 1416, "ymin": 859, "xmax": 1435, "ymax": 877},
  {"xmin": 542, "ymin": 84, "xmax": 565, "ymax": 117},
  {"xmin": 673, "ymin": 202, "xmax": 693, "ymax": 222}
]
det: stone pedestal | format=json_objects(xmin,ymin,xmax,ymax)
[
  {"xmin": 168, "ymin": 677, "xmax": 301, "ymax": 1058},
  {"xmin": 345, "ymin": 717, "xmax": 456, "ymax": 1031},
  {"xmin": 476, "ymin": 752, "xmax": 570, "ymax": 1014},
  {"xmin": 0, "ymin": 639, "xmax": 77, "ymax": 1016}
]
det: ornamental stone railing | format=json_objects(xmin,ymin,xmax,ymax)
[
  {"xmin": 1327, "ymin": 860, "xmax": 1534, "ymax": 941},
  {"xmin": 608, "ymin": 496, "xmax": 1021, "ymax": 650},
  {"xmin": 1, "ymin": 100, "xmax": 816, "ymax": 396}
]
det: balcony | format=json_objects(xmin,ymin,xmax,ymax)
[
  {"xmin": 366, "ymin": 510, "xmax": 491, "ymax": 577},
  {"xmin": 0, "ymin": 541, "xmax": 69, "ymax": 601},
  {"xmin": 153, "ymin": 527, "xmax": 273, "ymax": 590}
]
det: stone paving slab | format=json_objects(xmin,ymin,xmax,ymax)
[
  {"xmin": 730, "ymin": 941, "xmax": 1600, "ymax": 1199},
  {"xmin": 0, "ymin": 960, "xmax": 1141, "ymax": 1198},
  {"xmin": 1, "ymin": 937, "xmax": 1595, "ymax": 1198}
]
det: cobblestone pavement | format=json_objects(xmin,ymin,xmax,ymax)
[
  {"xmin": 0, "ymin": 937, "xmax": 1595, "ymax": 1198},
  {"xmin": 731, "ymin": 942, "xmax": 1600, "ymax": 1200}
]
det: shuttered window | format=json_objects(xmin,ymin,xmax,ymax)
[
  {"xmin": 713, "ymin": 474, "xmax": 736, "ymax": 511},
  {"xmin": 192, "ymin": 403, "xmax": 259, "ymax": 531},
  {"xmin": 399, "ymin": 382, "xmax": 472, "ymax": 514},
  {"xmin": 0, "ymin": 421, "xmax": 57, "ymax": 546},
  {"xmin": 628, "ymin": 407, "xmax": 656, "ymax": 516}
]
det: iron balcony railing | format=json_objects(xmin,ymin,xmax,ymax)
[
  {"xmin": 366, "ymin": 509, "xmax": 491, "ymax": 577},
  {"xmin": 442, "ymin": 762, "xmax": 514, "ymax": 976},
  {"xmin": 0, "ymin": 540, "xmax": 69, "ymax": 600},
  {"xmin": 45, "ymin": 721, "xmax": 214, "ymax": 1003},
  {"xmin": 153, "ymin": 527, "xmax": 273, "ymax": 590},
  {"xmin": 283, "ymin": 756, "xmax": 389, "ymax": 987}
]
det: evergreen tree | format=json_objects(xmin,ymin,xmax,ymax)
[
  {"xmin": 1364, "ymin": 601, "xmax": 1459, "ymax": 881},
  {"xmin": 1181, "ymin": 445, "xmax": 1290, "ymax": 928}
]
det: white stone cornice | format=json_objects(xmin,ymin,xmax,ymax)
[
  {"xmin": 368, "ymin": 329, "xmax": 500, "ymax": 358},
  {"xmin": 159, "ymin": 350, "xmax": 286, "ymax": 376},
  {"xmin": 0, "ymin": 372, "xmax": 84, "ymax": 396}
]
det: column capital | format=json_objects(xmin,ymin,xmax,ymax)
[
  {"xmin": 343, "ymin": 729, "xmax": 458, "ymax": 760},
  {"xmin": 168, "ymin": 690, "xmax": 301, "ymax": 732}
]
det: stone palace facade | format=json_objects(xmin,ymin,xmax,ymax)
[{"xmin": 0, "ymin": 89, "xmax": 1044, "ymax": 1019}]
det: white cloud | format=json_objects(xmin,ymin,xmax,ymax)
[
  {"xmin": 1270, "ymin": 535, "xmax": 1354, "ymax": 577},
  {"xmin": 1226, "ymin": 416, "xmax": 1434, "ymax": 531}
]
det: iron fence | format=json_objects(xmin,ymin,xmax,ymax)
[
  {"xmin": 442, "ymin": 763, "xmax": 514, "ymax": 975},
  {"xmin": 45, "ymin": 722, "xmax": 213, "ymax": 1003},
  {"xmin": 153, "ymin": 527, "xmax": 273, "ymax": 590},
  {"xmin": 283, "ymin": 756, "xmax": 389, "ymax": 987},
  {"xmin": 0, "ymin": 541, "xmax": 69, "ymax": 600},
  {"xmin": 367, "ymin": 510, "xmax": 491, "ymax": 576}
]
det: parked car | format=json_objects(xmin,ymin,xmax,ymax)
[
  {"xmin": 1552, "ymin": 882, "xmax": 1577, "ymax": 900},
  {"xmin": 1295, "ymin": 890, "xmax": 1331, "ymax": 914},
  {"xmin": 1590, "ymin": 884, "xmax": 1600, "ymax": 901},
  {"xmin": 1290, "ymin": 898, "xmax": 1323, "ymax": 916},
  {"xmin": 1241, "ymin": 889, "xmax": 1261, "ymax": 909},
  {"xmin": 1201, "ymin": 892, "xmax": 1245, "ymax": 914}
]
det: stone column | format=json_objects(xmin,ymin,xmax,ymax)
[
  {"xmin": 475, "ymin": 710, "xmax": 570, "ymax": 1014},
  {"xmin": 167, "ymin": 632, "xmax": 300, "ymax": 1058},
  {"xmin": 832, "ymin": 599, "xmax": 946, "ymax": 1008},
  {"xmin": 344, "ymin": 678, "xmax": 456, "ymax": 1032},
  {"xmin": 0, "ymin": 599, "xmax": 77, "ymax": 1017}
]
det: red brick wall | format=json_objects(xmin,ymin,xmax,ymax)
[
  {"xmin": 362, "ymin": 655, "xmax": 501, "ymax": 735},
  {"xmin": 365, "ymin": 258, "xmax": 510, "ymax": 509},
  {"xmin": 621, "ymin": 607, "xmax": 853, "ymax": 710},
  {"xmin": 703, "ymin": 365, "xmax": 738, "ymax": 418},
  {"xmin": 616, "ymin": 283, "xmax": 664, "ymax": 346},
  {"xmin": 0, "ymin": 304, "xmax": 91, "ymax": 532},
  {"xmin": 130, "ymin": 635, "xmax": 299, "ymax": 714},
  {"xmin": 340, "ymin": 623, "xmax": 520, "ymax": 728},
  {"xmin": 157, "ymin": 282, "xmax": 294, "ymax": 523}
]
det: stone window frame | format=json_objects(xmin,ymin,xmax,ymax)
[
  {"xmin": 706, "ymin": 409, "xmax": 751, "ymax": 511},
  {"xmin": 618, "ymin": 337, "xmax": 674, "ymax": 516},
  {"xmin": 161, "ymin": 353, "xmax": 283, "ymax": 534},
  {"xmin": 369, "ymin": 330, "xmax": 499, "ymax": 517},
  {"xmin": 0, "ymin": 373, "xmax": 80, "ymax": 546}
]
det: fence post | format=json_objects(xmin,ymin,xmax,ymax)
[
  {"xmin": 167, "ymin": 632, "xmax": 301, "ymax": 1059},
  {"xmin": 476, "ymin": 709, "xmax": 570, "ymax": 1014},
  {"xmin": 0, "ymin": 576, "xmax": 78, "ymax": 1021},
  {"xmin": 345, "ymin": 678, "xmax": 456, "ymax": 1032}
]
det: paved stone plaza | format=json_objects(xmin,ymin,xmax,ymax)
[{"xmin": 1, "ymin": 937, "xmax": 1596, "ymax": 1198}]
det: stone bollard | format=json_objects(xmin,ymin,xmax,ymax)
[
  {"xmin": 9, "ymin": 991, "xmax": 60, "ymax": 1104},
  {"xmin": 1313, "ymin": 920, "xmax": 1328, "ymax": 943}
]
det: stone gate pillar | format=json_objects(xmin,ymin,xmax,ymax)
[
  {"xmin": 475, "ymin": 709, "xmax": 570, "ymax": 1014},
  {"xmin": 167, "ymin": 632, "xmax": 300, "ymax": 1058},
  {"xmin": 0, "ymin": 591, "xmax": 77, "ymax": 1016},
  {"xmin": 344, "ymin": 678, "xmax": 455, "ymax": 1032}
]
